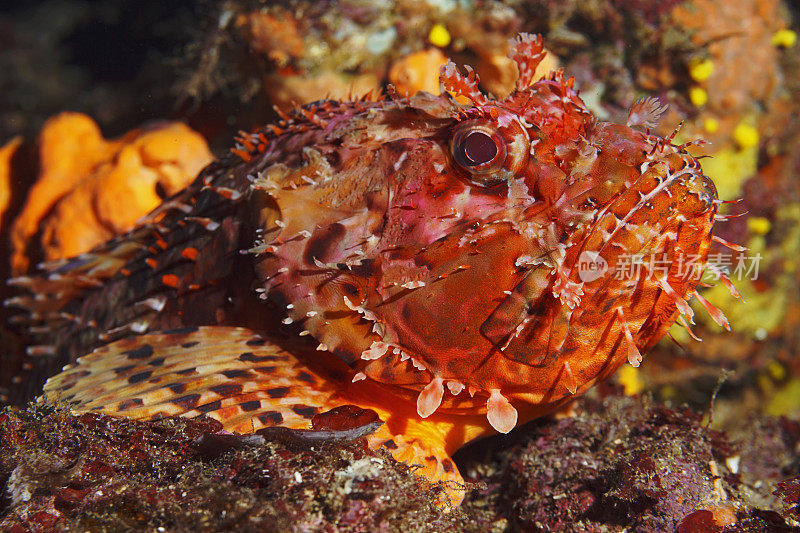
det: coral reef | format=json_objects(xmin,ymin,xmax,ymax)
[
  {"xmin": 478, "ymin": 392, "xmax": 799, "ymax": 531},
  {"xmin": 2, "ymin": 393, "xmax": 799, "ymax": 531},
  {"xmin": 0, "ymin": 405, "xmax": 490, "ymax": 531}
]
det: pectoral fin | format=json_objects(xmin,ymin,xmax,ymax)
[{"xmin": 40, "ymin": 326, "xmax": 474, "ymax": 505}]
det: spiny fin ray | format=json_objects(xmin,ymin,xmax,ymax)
[{"xmin": 508, "ymin": 33, "xmax": 547, "ymax": 90}]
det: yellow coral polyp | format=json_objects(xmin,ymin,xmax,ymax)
[
  {"xmin": 747, "ymin": 216, "xmax": 771, "ymax": 235},
  {"xmin": 767, "ymin": 360, "xmax": 786, "ymax": 381},
  {"xmin": 428, "ymin": 23, "xmax": 451, "ymax": 48},
  {"xmin": 703, "ymin": 117, "xmax": 719, "ymax": 133},
  {"xmin": 689, "ymin": 58, "xmax": 714, "ymax": 82},
  {"xmin": 733, "ymin": 123, "xmax": 759, "ymax": 149},
  {"xmin": 689, "ymin": 86, "xmax": 708, "ymax": 107},
  {"xmin": 771, "ymin": 29, "xmax": 797, "ymax": 48},
  {"xmin": 617, "ymin": 365, "xmax": 644, "ymax": 396}
]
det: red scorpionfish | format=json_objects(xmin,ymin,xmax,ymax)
[{"xmin": 10, "ymin": 34, "xmax": 731, "ymax": 505}]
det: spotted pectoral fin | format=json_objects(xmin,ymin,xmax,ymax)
[
  {"xmin": 41, "ymin": 326, "xmax": 475, "ymax": 506},
  {"xmin": 40, "ymin": 326, "xmax": 349, "ymax": 433}
]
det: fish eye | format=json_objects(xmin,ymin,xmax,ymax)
[
  {"xmin": 451, "ymin": 121, "xmax": 508, "ymax": 186},
  {"xmin": 462, "ymin": 131, "xmax": 497, "ymax": 165}
]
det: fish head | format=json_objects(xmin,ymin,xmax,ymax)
[{"xmin": 252, "ymin": 34, "xmax": 721, "ymax": 432}]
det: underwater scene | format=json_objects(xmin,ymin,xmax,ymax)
[{"xmin": 1, "ymin": 1, "xmax": 799, "ymax": 531}]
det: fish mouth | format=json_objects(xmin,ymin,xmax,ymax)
[
  {"xmin": 475, "ymin": 148, "xmax": 719, "ymax": 385},
  {"xmin": 593, "ymin": 151, "xmax": 719, "ymax": 293},
  {"xmin": 625, "ymin": 152, "xmax": 717, "ymax": 223},
  {"xmin": 563, "ymin": 149, "xmax": 719, "ymax": 288}
]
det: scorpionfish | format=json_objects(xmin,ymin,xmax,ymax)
[{"xmin": 9, "ymin": 34, "xmax": 728, "ymax": 504}]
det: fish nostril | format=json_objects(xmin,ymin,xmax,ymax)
[
  {"xmin": 670, "ymin": 168, "xmax": 718, "ymax": 211},
  {"xmin": 694, "ymin": 173, "xmax": 719, "ymax": 209},
  {"xmin": 702, "ymin": 174, "xmax": 718, "ymax": 201}
]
